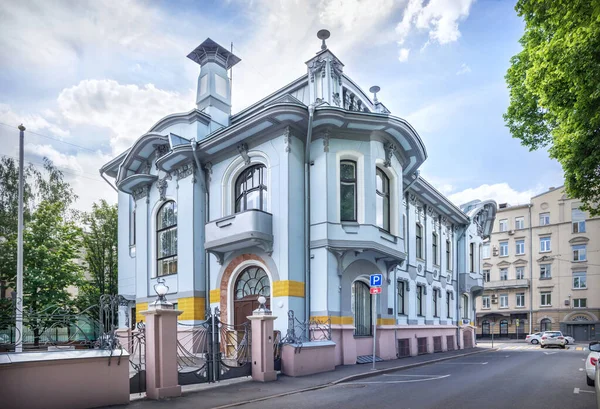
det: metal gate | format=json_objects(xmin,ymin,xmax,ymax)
[{"xmin": 177, "ymin": 308, "xmax": 251, "ymax": 385}]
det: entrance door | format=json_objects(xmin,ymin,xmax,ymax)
[
  {"xmin": 233, "ymin": 266, "xmax": 271, "ymax": 327},
  {"xmin": 573, "ymin": 325, "xmax": 588, "ymax": 342}
]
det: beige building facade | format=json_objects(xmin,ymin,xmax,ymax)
[{"xmin": 475, "ymin": 186, "xmax": 599, "ymax": 341}]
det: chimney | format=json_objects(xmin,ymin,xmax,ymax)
[
  {"xmin": 499, "ymin": 203, "xmax": 508, "ymax": 209},
  {"xmin": 187, "ymin": 38, "xmax": 241, "ymax": 128}
]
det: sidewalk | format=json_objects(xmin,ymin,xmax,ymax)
[{"xmin": 106, "ymin": 347, "xmax": 494, "ymax": 409}]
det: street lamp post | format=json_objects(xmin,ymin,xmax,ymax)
[{"xmin": 16, "ymin": 124, "xmax": 25, "ymax": 353}]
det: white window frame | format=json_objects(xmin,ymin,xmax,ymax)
[
  {"xmin": 571, "ymin": 208, "xmax": 586, "ymax": 233},
  {"xmin": 516, "ymin": 293, "xmax": 525, "ymax": 307},
  {"xmin": 572, "ymin": 244, "xmax": 587, "ymax": 262},
  {"xmin": 573, "ymin": 271, "xmax": 587, "ymax": 289},
  {"xmin": 573, "ymin": 298, "xmax": 587, "ymax": 308},
  {"xmin": 500, "ymin": 268, "xmax": 508, "ymax": 281},
  {"xmin": 499, "ymin": 241, "xmax": 508, "ymax": 257},
  {"xmin": 541, "ymin": 292, "xmax": 552, "ymax": 307},
  {"xmin": 540, "ymin": 236, "xmax": 551, "ymax": 253},
  {"xmin": 500, "ymin": 294, "xmax": 508, "ymax": 308},
  {"xmin": 539, "ymin": 212, "xmax": 550, "ymax": 226},
  {"xmin": 483, "ymin": 269, "xmax": 490, "ymax": 282},
  {"xmin": 482, "ymin": 296, "xmax": 490, "ymax": 309},
  {"xmin": 336, "ymin": 151, "xmax": 365, "ymax": 224},
  {"xmin": 499, "ymin": 219, "xmax": 508, "ymax": 232},
  {"xmin": 515, "ymin": 266, "xmax": 525, "ymax": 280},
  {"xmin": 515, "ymin": 216, "xmax": 524, "ymax": 230},
  {"xmin": 540, "ymin": 264, "xmax": 551, "ymax": 279},
  {"xmin": 516, "ymin": 239, "xmax": 525, "ymax": 255}
]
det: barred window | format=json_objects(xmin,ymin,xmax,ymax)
[{"xmin": 352, "ymin": 281, "xmax": 372, "ymax": 336}]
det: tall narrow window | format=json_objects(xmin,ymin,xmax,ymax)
[
  {"xmin": 572, "ymin": 208, "xmax": 586, "ymax": 233},
  {"xmin": 432, "ymin": 233, "xmax": 439, "ymax": 265},
  {"xmin": 500, "ymin": 268, "xmax": 508, "ymax": 281},
  {"xmin": 352, "ymin": 281, "xmax": 372, "ymax": 336},
  {"xmin": 416, "ymin": 223, "xmax": 423, "ymax": 259},
  {"xmin": 446, "ymin": 239, "xmax": 452, "ymax": 270},
  {"xmin": 433, "ymin": 289, "xmax": 439, "ymax": 317},
  {"xmin": 499, "ymin": 219, "xmax": 508, "ymax": 232},
  {"xmin": 340, "ymin": 160, "xmax": 357, "ymax": 221},
  {"xmin": 157, "ymin": 201, "xmax": 177, "ymax": 276},
  {"xmin": 515, "ymin": 266, "xmax": 525, "ymax": 280},
  {"xmin": 129, "ymin": 196, "xmax": 136, "ymax": 247},
  {"xmin": 572, "ymin": 244, "xmax": 587, "ymax": 261},
  {"xmin": 446, "ymin": 291, "xmax": 452, "ymax": 318},
  {"xmin": 375, "ymin": 168, "xmax": 390, "ymax": 231},
  {"xmin": 515, "ymin": 216, "xmax": 524, "ymax": 229},
  {"xmin": 417, "ymin": 285, "xmax": 424, "ymax": 316},
  {"xmin": 516, "ymin": 239, "xmax": 525, "ymax": 255},
  {"xmin": 462, "ymin": 295, "xmax": 469, "ymax": 319},
  {"xmin": 235, "ymin": 164, "xmax": 267, "ymax": 212},
  {"xmin": 469, "ymin": 243, "xmax": 474, "ymax": 272},
  {"xmin": 540, "ymin": 236, "xmax": 551, "ymax": 253},
  {"xmin": 397, "ymin": 281, "xmax": 405, "ymax": 315},
  {"xmin": 482, "ymin": 242, "xmax": 490, "ymax": 259}
]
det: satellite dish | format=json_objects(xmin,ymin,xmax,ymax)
[{"xmin": 317, "ymin": 29, "xmax": 331, "ymax": 50}]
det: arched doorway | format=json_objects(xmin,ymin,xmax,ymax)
[
  {"xmin": 540, "ymin": 318, "xmax": 552, "ymax": 332},
  {"xmin": 233, "ymin": 266, "xmax": 271, "ymax": 326}
]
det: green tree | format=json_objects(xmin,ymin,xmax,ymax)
[
  {"xmin": 504, "ymin": 0, "xmax": 600, "ymax": 214},
  {"xmin": 23, "ymin": 200, "xmax": 83, "ymax": 345},
  {"xmin": 77, "ymin": 200, "xmax": 118, "ymax": 309}
]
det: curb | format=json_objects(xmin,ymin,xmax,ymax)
[{"xmin": 211, "ymin": 348, "xmax": 497, "ymax": 409}]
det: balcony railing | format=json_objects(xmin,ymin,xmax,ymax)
[
  {"xmin": 484, "ymin": 279, "xmax": 530, "ymax": 290},
  {"xmin": 205, "ymin": 210, "xmax": 273, "ymax": 263}
]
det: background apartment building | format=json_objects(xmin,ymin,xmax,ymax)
[{"xmin": 476, "ymin": 186, "xmax": 599, "ymax": 341}]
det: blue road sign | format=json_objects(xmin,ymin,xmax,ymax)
[{"xmin": 370, "ymin": 273, "xmax": 383, "ymax": 287}]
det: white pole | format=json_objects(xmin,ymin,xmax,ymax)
[
  {"xmin": 372, "ymin": 292, "xmax": 377, "ymax": 370},
  {"xmin": 16, "ymin": 124, "xmax": 25, "ymax": 353}
]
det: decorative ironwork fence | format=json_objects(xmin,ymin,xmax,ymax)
[{"xmin": 280, "ymin": 310, "xmax": 332, "ymax": 347}]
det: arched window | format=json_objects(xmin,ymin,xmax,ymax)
[
  {"xmin": 352, "ymin": 281, "xmax": 372, "ymax": 336},
  {"xmin": 235, "ymin": 164, "xmax": 267, "ymax": 213},
  {"xmin": 416, "ymin": 223, "xmax": 423, "ymax": 259},
  {"xmin": 540, "ymin": 318, "xmax": 552, "ymax": 331},
  {"xmin": 482, "ymin": 320, "xmax": 490, "ymax": 335},
  {"xmin": 340, "ymin": 160, "xmax": 357, "ymax": 221},
  {"xmin": 157, "ymin": 201, "xmax": 177, "ymax": 276},
  {"xmin": 375, "ymin": 168, "xmax": 390, "ymax": 231},
  {"xmin": 234, "ymin": 267, "xmax": 270, "ymax": 299},
  {"xmin": 500, "ymin": 319, "xmax": 508, "ymax": 336}
]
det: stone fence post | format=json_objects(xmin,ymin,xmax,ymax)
[{"xmin": 247, "ymin": 296, "xmax": 277, "ymax": 382}]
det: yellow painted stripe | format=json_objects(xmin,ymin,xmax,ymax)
[
  {"xmin": 135, "ymin": 302, "xmax": 148, "ymax": 323},
  {"xmin": 177, "ymin": 297, "xmax": 206, "ymax": 321},
  {"xmin": 576, "ymin": 347, "xmax": 582, "ymax": 351},
  {"xmin": 273, "ymin": 280, "xmax": 305, "ymax": 297},
  {"xmin": 210, "ymin": 289, "xmax": 220, "ymax": 304},
  {"xmin": 312, "ymin": 316, "xmax": 354, "ymax": 325},
  {"xmin": 377, "ymin": 318, "xmax": 396, "ymax": 325}
]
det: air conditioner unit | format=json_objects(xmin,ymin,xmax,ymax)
[
  {"xmin": 491, "ymin": 299, "xmax": 498, "ymax": 304},
  {"xmin": 491, "ymin": 294, "xmax": 498, "ymax": 300},
  {"xmin": 508, "ymin": 230, "xmax": 515, "ymax": 235}
]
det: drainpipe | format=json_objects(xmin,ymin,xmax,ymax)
[
  {"xmin": 305, "ymin": 105, "xmax": 315, "ymax": 323},
  {"xmin": 191, "ymin": 140, "xmax": 210, "ymax": 314},
  {"xmin": 528, "ymin": 204, "xmax": 533, "ymax": 335}
]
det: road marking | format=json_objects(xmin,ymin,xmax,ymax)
[
  {"xmin": 383, "ymin": 374, "xmax": 442, "ymax": 377},
  {"xmin": 574, "ymin": 388, "xmax": 580, "ymax": 394},
  {"xmin": 435, "ymin": 362, "xmax": 488, "ymax": 365},
  {"xmin": 579, "ymin": 390, "xmax": 595, "ymax": 394},
  {"xmin": 544, "ymin": 352, "xmax": 558, "ymax": 355},
  {"xmin": 579, "ymin": 368, "xmax": 584, "ymax": 371},
  {"xmin": 347, "ymin": 374, "xmax": 450, "ymax": 385}
]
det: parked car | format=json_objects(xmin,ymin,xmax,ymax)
[
  {"xmin": 525, "ymin": 332, "xmax": 543, "ymax": 344},
  {"xmin": 595, "ymin": 353, "xmax": 600, "ymax": 409},
  {"xmin": 586, "ymin": 341, "xmax": 600, "ymax": 387},
  {"xmin": 540, "ymin": 331, "xmax": 566, "ymax": 349},
  {"xmin": 565, "ymin": 335, "xmax": 575, "ymax": 345}
]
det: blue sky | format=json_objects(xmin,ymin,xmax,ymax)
[{"xmin": 0, "ymin": 0, "xmax": 564, "ymax": 211}]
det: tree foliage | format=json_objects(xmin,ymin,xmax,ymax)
[
  {"xmin": 77, "ymin": 200, "xmax": 118, "ymax": 309},
  {"xmin": 504, "ymin": 0, "xmax": 600, "ymax": 214}
]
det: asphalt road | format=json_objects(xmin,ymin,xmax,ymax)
[{"xmin": 238, "ymin": 346, "xmax": 596, "ymax": 409}]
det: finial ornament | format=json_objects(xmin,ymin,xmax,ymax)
[
  {"xmin": 317, "ymin": 29, "xmax": 330, "ymax": 51},
  {"xmin": 369, "ymin": 86, "xmax": 380, "ymax": 104}
]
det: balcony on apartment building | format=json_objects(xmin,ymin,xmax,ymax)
[
  {"xmin": 459, "ymin": 272, "xmax": 484, "ymax": 295},
  {"xmin": 205, "ymin": 209, "xmax": 273, "ymax": 263},
  {"xmin": 484, "ymin": 279, "xmax": 530, "ymax": 290}
]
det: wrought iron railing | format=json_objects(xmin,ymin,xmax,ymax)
[{"xmin": 280, "ymin": 310, "xmax": 331, "ymax": 347}]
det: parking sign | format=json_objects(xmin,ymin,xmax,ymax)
[{"xmin": 370, "ymin": 273, "xmax": 383, "ymax": 287}]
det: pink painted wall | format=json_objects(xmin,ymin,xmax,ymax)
[
  {"xmin": 281, "ymin": 342, "xmax": 336, "ymax": 377},
  {"xmin": 354, "ymin": 336, "xmax": 372, "ymax": 356},
  {"xmin": 0, "ymin": 351, "xmax": 129, "ymax": 409}
]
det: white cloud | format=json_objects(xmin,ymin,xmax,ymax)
[
  {"xmin": 447, "ymin": 183, "xmax": 545, "ymax": 207},
  {"xmin": 25, "ymin": 143, "xmax": 84, "ymax": 175},
  {"xmin": 456, "ymin": 63, "xmax": 471, "ymax": 75},
  {"xmin": 395, "ymin": 0, "xmax": 475, "ymax": 48},
  {"xmin": 398, "ymin": 48, "xmax": 411, "ymax": 62},
  {"xmin": 0, "ymin": 104, "xmax": 69, "ymax": 138},
  {"xmin": 56, "ymin": 80, "xmax": 194, "ymax": 153}
]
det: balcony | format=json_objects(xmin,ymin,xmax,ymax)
[
  {"xmin": 484, "ymin": 279, "xmax": 530, "ymax": 290},
  {"xmin": 459, "ymin": 272, "xmax": 484, "ymax": 295},
  {"xmin": 205, "ymin": 210, "xmax": 273, "ymax": 263}
]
